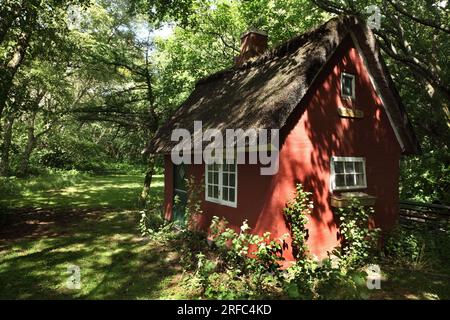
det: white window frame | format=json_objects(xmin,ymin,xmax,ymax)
[
  {"xmin": 330, "ymin": 156, "xmax": 367, "ymax": 191},
  {"xmin": 341, "ymin": 72, "xmax": 355, "ymax": 100},
  {"xmin": 205, "ymin": 162, "xmax": 238, "ymax": 208}
]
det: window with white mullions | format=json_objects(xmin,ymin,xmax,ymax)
[
  {"xmin": 205, "ymin": 161, "xmax": 237, "ymax": 207},
  {"xmin": 331, "ymin": 156, "xmax": 367, "ymax": 191}
]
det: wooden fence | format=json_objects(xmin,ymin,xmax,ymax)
[{"xmin": 399, "ymin": 200, "xmax": 450, "ymax": 229}]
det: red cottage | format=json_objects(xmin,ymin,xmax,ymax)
[{"xmin": 147, "ymin": 16, "xmax": 420, "ymax": 262}]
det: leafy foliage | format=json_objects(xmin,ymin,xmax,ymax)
[
  {"xmin": 193, "ymin": 216, "xmax": 286, "ymax": 299},
  {"xmin": 333, "ymin": 199, "xmax": 381, "ymax": 268},
  {"xmin": 282, "ymin": 184, "xmax": 377, "ymax": 299},
  {"xmin": 1, "ymin": 0, "xmax": 447, "ymax": 208},
  {"xmin": 283, "ymin": 183, "xmax": 313, "ymax": 258},
  {"xmin": 384, "ymin": 225, "xmax": 450, "ymax": 270}
]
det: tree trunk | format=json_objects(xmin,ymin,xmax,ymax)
[
  {"xmin": 0, "ymin": 115, "xmax": 15, "ymax": 176},
  {"xmin": 0, "ymin": 30, "xmax": 32, "ymax": 120},
  {"xmin": 140, "ymin": 50, "xmax": 159, "ymax": 207},
  {"xmin": 140, "ymin": 154, "xmax": 156, "ymax": 205},
  {"xmin": 19, "ymin": 113, "xmax": 37, "ymax": 177}
]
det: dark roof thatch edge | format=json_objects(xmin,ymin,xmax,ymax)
[{"xmin": 195, "ymin": 17, "xmax": 341, "ymax": 87}]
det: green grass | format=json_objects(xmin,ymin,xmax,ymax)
[
  {"xmin": 370, "ymin": 266, "xmax": 450, "ymax": 300},
  {"xmin": 0, "ymin": 173, "xmax": 193, "ymax": 299},
  {"xmin": 1, "ymin": 172, "xmax": 449, "ymax": 299},
  {"xmin": 0, "ymin": 172, "xmax": 163, "ymax": 210}
]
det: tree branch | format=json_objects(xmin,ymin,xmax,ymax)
[{"xmin": 386, "ymin": 0, "xmax": 450, "ymax": 34}]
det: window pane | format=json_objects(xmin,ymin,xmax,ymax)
[
  {"xmin": 208, "ymin": 185, "xmax": 212, "ymax": 197},
  {"xmin": 223, "ymin": 187, "xmax": 229, "ymax": 201},
  {"xmin": 229, "ymin": 188, "xmax": 235, "ymax": 202},
  {"xmin": 334, "ymin": 161, "xmax": 344, "ymax": 174},
  {"xmin": 213, "ymin": 172, "xmax": 219, "ymax": 184},
  {"xmin": 335, "ymin": 174, "xmax": 345, "ymax": 187},
  {"xmin": 213, "ymin": 186, "xmax": 219, "ymax": 198},
  {"xmin": 354, "ymin": 162, "xmax": 363, "ymax": 174},
  {"xmin": 356, "ymin": 174, "xmax": 365, "ymax": 186},
  {"xmin": 207, "ymin": 173, "xmax": 212, "ymax": 183},
  {"xmin": 344, "ymin": 162, "xmax": 355, "ymax": 174},
  {"xmin": 223, "ymin": 173, "xmax": 229, "ymax": 186},
  {"xmin": 345, "ymin": 174, "xmax": 355, "ymax": 186},
  {"xmin": 229, "ymin": 174, "xmax": 235, "ymax": 187},
  {"xmin": 342, "ymin": 75, "xmax": 353, "ymax": 97}
]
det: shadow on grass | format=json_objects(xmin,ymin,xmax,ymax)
[
  {"xmin": 370, "ymin": 266, "xmax": 450, "ymax": 300},
  {"xmin": 0, "ymin": 174, "xmax": 190, "ymax": 299},
  {"xmin": 0, "ymin": 211, "xmax": 187, "ymax": 299}
]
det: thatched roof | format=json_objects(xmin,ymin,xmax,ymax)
[{"xmin": 147, "ymin": 15, "xmax": 420, "ymax": 155}]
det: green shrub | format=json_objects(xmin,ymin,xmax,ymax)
[
  {"xmin": 173, "ymin": 229, "xmax": 210, "ymax": 270},
  {"xmin": 187, "ymin": 217, "xmax": 286, "ymax": 299},
  {"xmin": 0, "ymin": 177, "xmax": 21, "ymax": 199},
  {"xmin": 282, "ymin": 184, "xmax": 378, "ymax": 299},
  {"xmin": 139, "ymin": 209, "xmax": 168, "ymax": 237},
  {"xmin": 384, "ymin": 225, "xmax": 450, "ymax": 270},
  {"xmin": 283, "ymin": 183, "xmax": 312, "ymax": 259},
  {"xmin": 333, "ymin": 199, "xmax": 381, "ymax": 269},
  {"xmin": 400, "ymin": 150, "xmax": 450, "ymax": 204}
]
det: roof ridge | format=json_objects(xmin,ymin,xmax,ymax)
[{"xmin": 195, "ymin": 15, "xmax": 351, "ymax": 87}]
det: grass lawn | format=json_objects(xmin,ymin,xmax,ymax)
[
  {"xmin": 373, "ymin": 265, "xmax": 450, "ymax": 300},
  {"xmin": 0, "ymin": 173, "xmax": 193, "ymax": 299},
  {"xmin": 1, "ymin": 172, "xmax": 449, "ymax": 299}
]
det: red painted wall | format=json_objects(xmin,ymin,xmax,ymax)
[{"xmin": 162, "ymin": 35, "xmax": 401, "ymax": 262}]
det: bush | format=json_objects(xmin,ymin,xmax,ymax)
[
  {"xmin": 190, "ymin": 217, "xmax": 286, "ymax": 299},
  {"xmin": 281, "ymin": 184, "xmax": 378, "ymax": 299},
  {"xmin": 333, "ymin": 199, "xmax": 380, "ymax": 269},
  {"xmin": 283, "ymin": 183, "xmax": 312, "ymax": 259},
  {"xmin": 139, "ymin": 209, "xmax": 168, "ymax": 236},
  {"xmin": 384, "ymin": 225, "xmax": 450, "ymax": 270},
  {"xmin": 0, "ymin": 177, "xmax": 22, "ymax": 199},
  {"xmin": 400, "ymin": 150, "xmax": 450, "ymax": 204}
]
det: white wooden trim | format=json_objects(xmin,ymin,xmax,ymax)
[
  {"xmin": 349, "ymin": 32, "xmax": 406, "ymax": 152},
  {"xmin": 205, "ymin": 162, "xmax": 238, "ymax": 208},
  {"xmin": 330, "ymin": 156, "xmax": 367, "ymax": 191},
  {"xmin": 341, "ymin": 72, "xmax": 356, "ymax": 100}
]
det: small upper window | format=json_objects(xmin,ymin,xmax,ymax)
[
  {"xmin": 341, "ymin": 73, "xmax": 355, "ymax": 99},
  {"xmin": 330, "ymin": 156, "xmax": 367, "ymax": 191}
]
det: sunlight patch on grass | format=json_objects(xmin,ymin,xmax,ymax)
[
  {"xmin": 1, "ymin": 174, "xmax": 164, "ymax": 210},
  {"xmin": 0, "ymin": 174, "xmax": 186, "ymax": 299}
]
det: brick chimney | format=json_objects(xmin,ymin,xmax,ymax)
[{"xmin": 234, "ymin": 29, "xmax": 268, "ymax": 67}]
